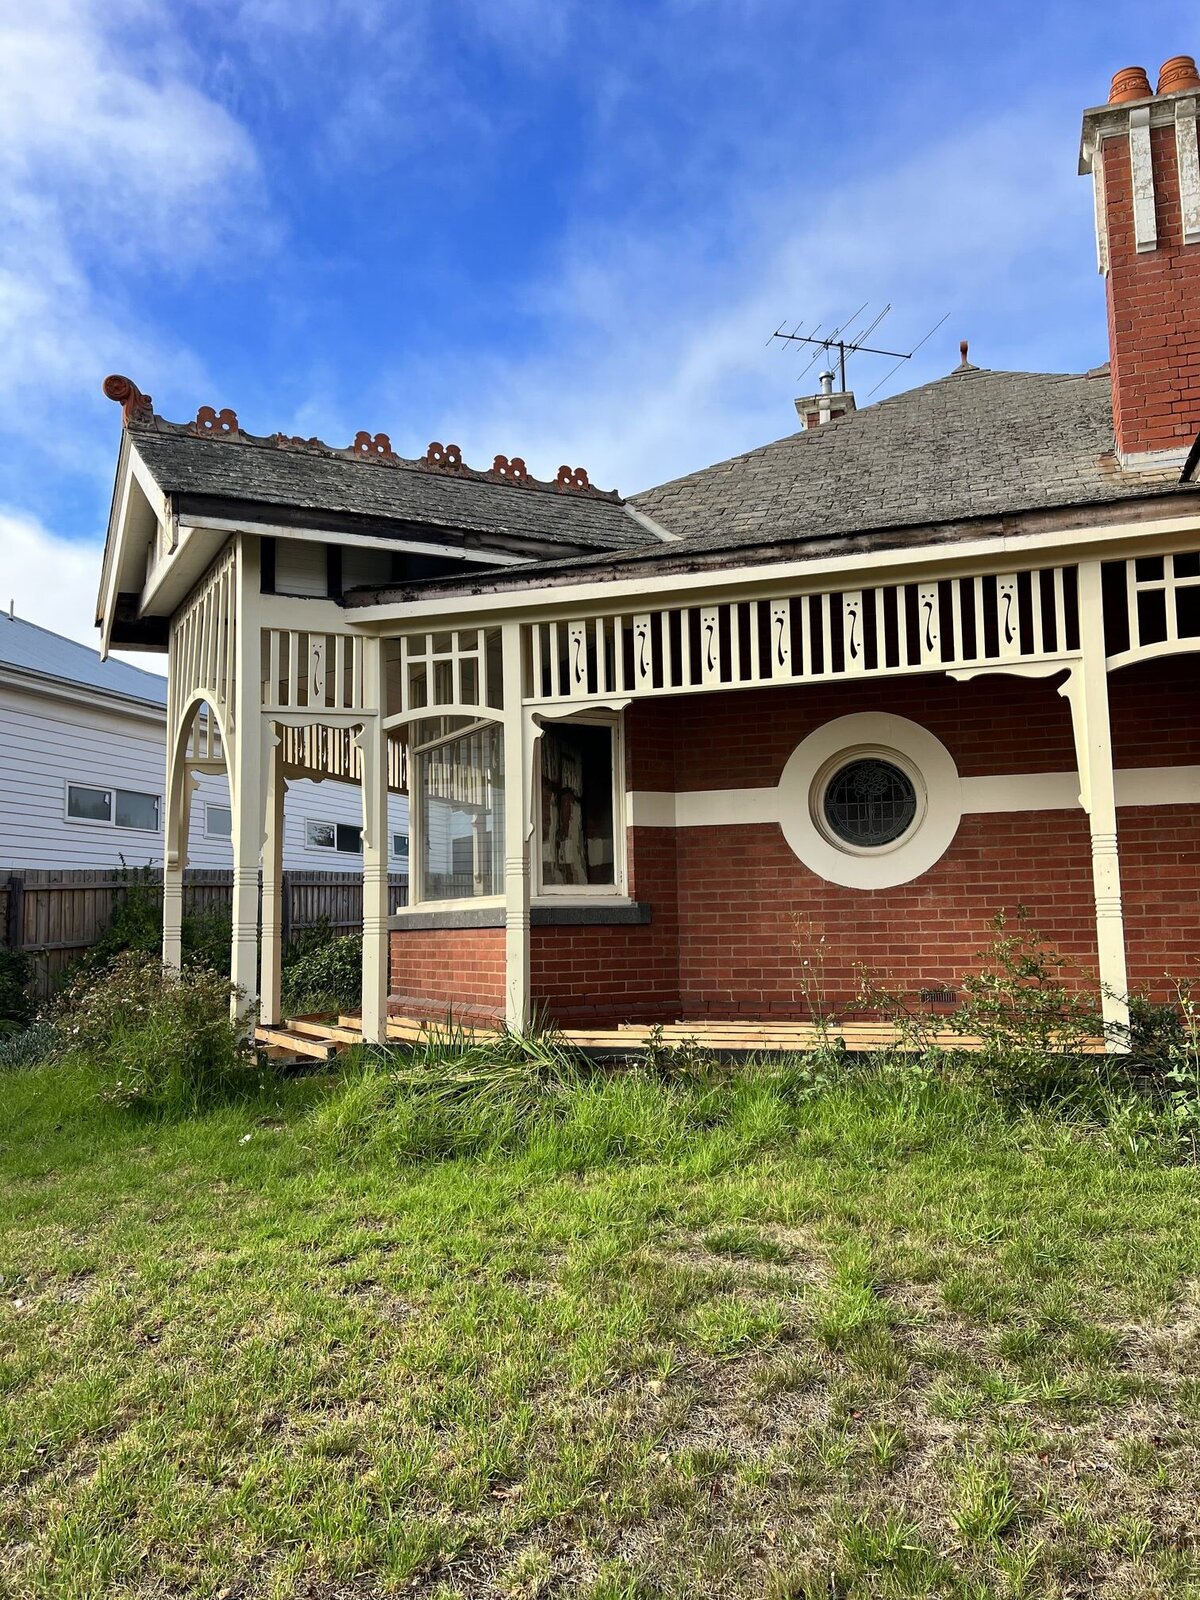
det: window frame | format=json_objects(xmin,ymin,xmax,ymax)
[
  {"xmin": 304, "ymin": 817, "xmax": 364, "ymax": 856},
  {"xmin": 64, "ymin": 781, "xmax": 161, "ymax": 834},
  {"xmin": 204, "ymin": 802, "xmax": 233, "ymax": 839},
  {"xmin": 812, "ymin": 750, "xmax": 926, "ymax": 857},
  {"xmin": 409, "ymin": 715, "xmax": 504, "ymax": 911},
  {"xmin": 534, "ymin": 711, "xmax": 628, "ymax": 900}
]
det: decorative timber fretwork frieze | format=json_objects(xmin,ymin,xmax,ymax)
[
  {"xmin": 101, "ymin": 374, "xmax": 620, "ymax": 501},
  {"xmin": 524, "ymin": 565, "xmax": 1083, "ymax": 705},
  {"xmin": 169, "ymin": 544, "xmax": 237, "ymax": 738},
  {"xmin": 261, "ymin": 627, "xmax": 370, "ymax": 717},
  {"xmin": 1102, "ymin": 551, "xmax": 1200, "ymax": 666},
  {"xmin": 275, "ymin": 723, "xmax": 407, "ymax": 793}
]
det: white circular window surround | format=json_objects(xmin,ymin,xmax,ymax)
[{"xmin": 777, "ymin": 714, "xmax": 962, "ymax": 889}]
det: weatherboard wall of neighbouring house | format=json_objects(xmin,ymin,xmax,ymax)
[{"xmin": 0, "ymin": 613, "xmax": 409, "ymax": 874}]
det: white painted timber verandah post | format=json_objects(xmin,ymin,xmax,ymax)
[
  {"xmin": 502, "ymin": 620, "xmax": 531, "ymax": 1031},
  {"xmin": 162, "ymin": 667, "xmax": 185, "ymax": 972},
  {"xmin": 359, "ymin": 636, "xmax": 390, "ymax": 1045},
  {"xmin": 259, "ymin": 732, "xmax": 286, "ymax": 1027},
  {"xmin": 230, "ymin": 536, "xmax": 265, "ymax": 1029},
  {"xmin": 1063, "ymin": 560, "xmax": 1130, "ymax": 1045}
]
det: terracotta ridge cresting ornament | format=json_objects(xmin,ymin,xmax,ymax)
[
  {"xmin": 101, "ymin": 374, "xmax": 154, "ymax": 426},
  {"xmin": 99, "ymin": 378, "xmax": 623, "ymax": 501}
]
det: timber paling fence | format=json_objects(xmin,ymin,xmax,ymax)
[{"xmin": 1, "ymin": 868, "xmax": 409, "ymax": 999}]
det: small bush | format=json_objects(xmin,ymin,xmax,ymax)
[
  {"xmin": 950, "ymin": 908, "xmax": 1102, "ymax": 1081},
  {"xmin": 0, "ymin": 948, "xmax": 34, "ymax": 1029},
  {"xmin": 57, "ymin": 865, "xmax": 233, "ymax": 989},
  {"xmin": 860, "ymin": 908, "xmax": 1103, "ymax": 1099},
  {"xmin": 0, "ymin": 1021, "xmax": 58, "ymax": 1072},
  {"xmin": 282, "ymin": 923, "xmax": 361, "ymax": 1015},
  {"xmin": 54, "ymin": 951, "xmax": 256, "ymax": 1114},
  {"xmin": 183, "ymin": 905, "xmax": 233, "ymax": 976}
]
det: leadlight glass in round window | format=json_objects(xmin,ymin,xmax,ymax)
[{"xmin": 822, "ymin": 758, "xmax": 917, "ymax": 847}]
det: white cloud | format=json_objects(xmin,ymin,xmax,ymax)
[
  {"xmin": 0, "ymin": 509, "xmax": 163, "ymax": 674},
  {"xmin": 370, "ymin": 100, "xmax": 1100, "ymax": 496},
  {"xmin": 0, "ymin": 1, "xmax": 263, "ymax": 464}
]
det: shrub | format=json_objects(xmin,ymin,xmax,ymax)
[
  {"xmin": 0, "ymin": 948, "xmax": 34, "ymax": 1030},
  {"xmin": 282, "ymin": 923, "xmax": 362, "ymax": 1015},
  {"xmin": 857, "ymin": 908, "xmax": 1104, "ymax": 1098},
  {"xmin": 54, "ymin": 951, "xmax": 255, "ymax": 1114},
  {"xmin": 949, "ymin": 907, "xmax": 1103, "ymax": 1090},
  {"xmin": 183, "ymin": 905, "xmax": 233, "ymax": 975},
  {"xmin": 0, "ymin": 1021, "xmax": 57, "ymax": 1071},
  {"xmin": 56, "ymin": 865, "xmax": 233, "ymax": 990}
]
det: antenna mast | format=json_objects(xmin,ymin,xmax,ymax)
[{"xmin": 767, "ymin": 306, "xmax": 949, "ymax": 394}]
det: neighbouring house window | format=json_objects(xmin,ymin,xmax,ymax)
[
  {"xmin": 205, "ymin": 804, "xmax": 233, "ymax": 838},
  {"xmin": 392, "ymin": 831, "xmax": 409, "ymax": 859},
  {"xmin": 306, "ymin": 819, "xmax": 363, "ymax": 854},
  {"xmin": 538, "ymin": 721, "xmax": 619, "ymax": 891},
  {"xmin": 417, "ymin": 721, "xmax": 503, "ymax": 901},
  {"xmin": 66, "ymin": 784, "xmax": 112, "ymax": 823},
  {"xmin": 66, "ymin": 783, "xmax": 160, "ymax": 832}
]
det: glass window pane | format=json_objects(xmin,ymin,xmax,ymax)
[
  {"xmin": 206, "ymin": 805, "xmax": 232, "ymax": 838},
  {"xmin": 336, "ymin": 824, "xmax": 362, "ymax": 854},
  {"xmin": 115, "ymin": 790, "xmax": 159, "ymax": 831},
  {"xmin": 540, "ymin": 723, "xmax": 616, "ymax": 888},
  {"xmin": 419, "ymin": 724, "xmax": 504, "ymax": 901},
  {"xmin": 67, "ymin": 785, "xmax": 111, "ymax": 822},
  {"xmin": 822, "ymin": 759, "xmax": 916, "ymax": 847},
  {"xmin": 307, "ymin": 820, "xmax": 335, "ymax": 849},
  {"xmin": 392, "ymin": 832, "xmax": 409, "ymax": 857}
]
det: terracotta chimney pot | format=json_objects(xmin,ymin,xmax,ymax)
[
  {"xmin": 1108, "ymin": 66, "xmax": 1153, "ymax": 104},
  {"xmin": 1156, "ymin": 55, "xmax": 1200, "ymax": 95}
]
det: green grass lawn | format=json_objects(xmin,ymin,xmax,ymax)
[{"xmin": 1, "ymin": 1055, "xmax": 1199, "ymax": 1599}]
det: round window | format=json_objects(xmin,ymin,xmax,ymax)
[{"xmin": 820, "ymin": 756, "xmax": 918, "ymax": 848}]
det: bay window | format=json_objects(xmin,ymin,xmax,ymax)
[{"xmin": 414, "ymin": 718, "xmax": 504, "ymax": 902}]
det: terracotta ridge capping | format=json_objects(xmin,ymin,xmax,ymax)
[{"xmin": 101, "ymin": 375, "xmax": 622, "ymax": 502}]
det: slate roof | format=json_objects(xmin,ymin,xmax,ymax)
[
  {"xmin": 629, "ymin": 366, "xmax": 1191, "ymax": 555},
  {"xmin": 130, "ymin": 430, "xmax": 648, "ymax": 553},
  {"xmin": 0, "ymin": 612, "xmax": 167, "ymax": 707},
  {"xmin": 343, "ymin": 365, "xmax": 1199, "ymax": 604}
]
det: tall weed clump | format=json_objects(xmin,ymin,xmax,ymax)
[
  {"xmin": 55, "ymin": 951, "xmax": 255, "ymax": 1114},
  {"xmin": 859, "ymin": 908, "xmax": 1104, "ymax": 1099},
  {"xmin": 315, "ymin": 1024, "xmax": 585, "ymax": 1162}
]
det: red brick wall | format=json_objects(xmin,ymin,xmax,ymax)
[
  {"xmin": 388, "ymin": 660, "xmax": 1199, "ymax": 1024},
  {"xmin": 668, "ymin": 672, "xmax": 1078, "ymax": 790},
  {"xmin": 389, "ymin": 927, "xmax": 504, "ymax": 1026},
  {"xmin": 1111, "ymin": 659, "xmax": 1200, "ymax": 766},
  {"xmin": 660, "ymin": 662, "xmax": 1198, "ymax": 1015},
  {"xmin": 1100, "ymin": 118, "xmax": 1200, "ymax": 458},
  {"xmin": 1121, "ymin": 806, "xmax": 1200, "ymax": 991},
  {"xmin": 674, "ymin": 814, "xmax": 1100, "ymax": 1018},
  {"xmin": 529, "ymin": 822, "xmax": 681, "ymax": 1027}
]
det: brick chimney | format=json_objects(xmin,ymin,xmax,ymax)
[
  {"xmin": 795, "ymin": 370, "xmax": 856, "ymax": 430},
  {"xmin": 1080, "ymin": 55, "xmax": 1200, "ymax": 470}
]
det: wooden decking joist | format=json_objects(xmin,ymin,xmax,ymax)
[{"xmin": 253, "ymin": 1014, "xmax": 1106, "ymax": 1058}]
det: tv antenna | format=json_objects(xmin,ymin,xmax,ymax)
[{"xmin": 767, "ymin": 304, "xmax": 949, "ymax": 397}]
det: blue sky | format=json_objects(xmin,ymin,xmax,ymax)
[{"xmin": 1, "ymin": 0, "xmax": 1195, "ymax": 659}]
